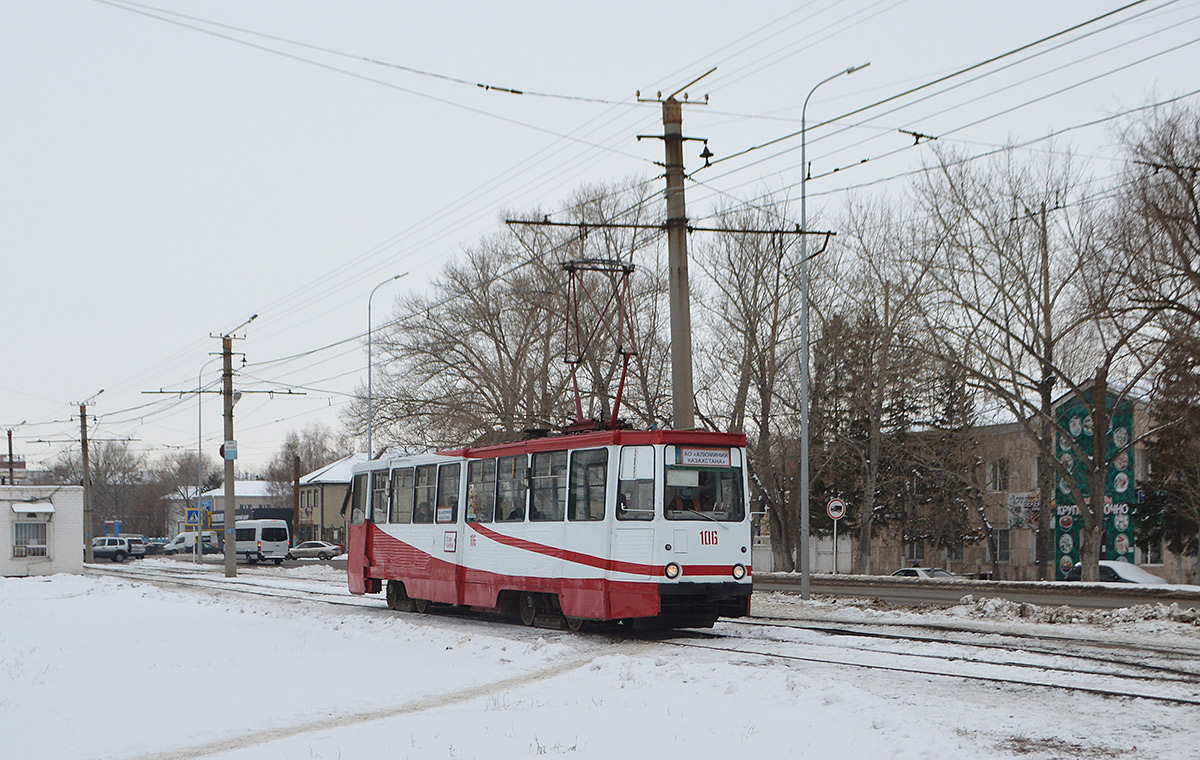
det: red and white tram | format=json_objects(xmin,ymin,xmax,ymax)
[{"xmin": 346, "ymin": 429, "xmax": 752, "ymax": 629}]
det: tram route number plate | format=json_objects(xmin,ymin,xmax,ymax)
[{"xmin": 443, "ymin": 531, "xmax": 457, "ymax": 553}]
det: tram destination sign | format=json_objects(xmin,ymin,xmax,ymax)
[{"xmin": 675, "ymin": 447, "xmax": 731, "ymax": 467}]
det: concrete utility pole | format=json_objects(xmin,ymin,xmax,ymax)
[
  {"xmin": 662, "ymin": 97, "xmax": 696, "ymax": 430},
  {"xmin": 221, "ymin": 335, "xmax": 238, "ymax": 578},
  {"xmin": 6, "ymin": 427, "xmax": 14, "ymax": 485}
]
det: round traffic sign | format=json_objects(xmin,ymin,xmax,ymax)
[{"xmin": 827, "ymin": 497, "xmax": 846, "ymax": 520}]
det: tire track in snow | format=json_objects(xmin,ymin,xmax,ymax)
[{"xmin": 120, "ymin": 655, "xmax": 599, "ymax": 760}]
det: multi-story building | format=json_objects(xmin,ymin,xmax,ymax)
[{"xmin": 296, "ymin": 454, "xmax": 366, "ymax": 545}]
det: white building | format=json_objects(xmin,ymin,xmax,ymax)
[
  {"xmin": 192, "ymin": 481, "xmax": 283, "ymax": 531},
  {"xmin": 2, "ymin": 485, "xmax": 83, "ymax": 577}
]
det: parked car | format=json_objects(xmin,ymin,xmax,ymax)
[
  {"xmin": 122, "ymin": 534, "xmax": 147, "ymax": 559},
  {"xmin": 891, "ymin": 567, "xmax": 958, "ymax": 579},
  {"xmin": 1063, "ymin": 560, "xmax": 1167, "ymax": 584},
  {"xmin": 231, "ymin": 519, "xmax": 290, "ymax": 564},
  {"xmin": 90, "ymin": 537, "xmax": 132, "ymax": 562},
  {"xmin": 143, "ymin": 537, "xmax": 169, "ymax": 555},
  {"xmin": 163, "ymin": 531, "xmax": 217, "ymax": 555},
  {"xmin": 287, "ymin": 541, "xmax": 343, "ymax": 560}
]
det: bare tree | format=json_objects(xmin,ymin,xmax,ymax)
[
  {"xmin": 265, "ymin": 423, "xmax": 346, "ymax": 507},
  {"xmin": 694, "ymin": 204, "xmax": 805, "ymax": 570},
  {"xmin": 354, "ymin": 180, "xmax": 668, "ymax": 450},
  {"xmin": 920, "ymin": 144, "xmax": 1165, "ymax": 581},
  {"xmin": 825, "ymin": 196, "xmax": 935, "ymax": 574}
]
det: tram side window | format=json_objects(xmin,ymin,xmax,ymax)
[
  {"xmin": 350, "ymin": 473, "xmax": 368, "ymax": 525},
  {"xmin": 617, "ymin": 445, "xmax": 655, "ymax": 521},
  {"xmin": 436, "ymin": 463, "xmax": 461, "ymax": 523},
  {"xmin": 467, "ymin": 459, "xmax": 496, "ymax": 523},
  {"xmin": 531, "ymin": 451, "xmax": 567, "ymax": 521},
  {"xmin": 496, "ymin": 454, "xmax": 527, "ymax": 522},
  {"xmin": 371, "ymin": 472, "xmax": 389, "ymax": 521},
  {"xmin": 568, "ymin": 449, "xmax": 607, "ymax": 521},
  {"xmin": 413, "ymin": 464, "xmax": 437, "ymax": 524},
  {"xmin": 390, "ymin": 467, "xmax": 414, "ymax": 524}
]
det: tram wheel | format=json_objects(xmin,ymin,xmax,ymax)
[
  {"xmin": 564, "ymin": 616, "xmax": 588, "ymax": 633},
  {"xmin": 386, "ymin": 581, "xmax": 403, "ymax": 610},
  {"xmin": 518, "ymin": 593, "xmax": 538, "ymax": 626},
  {"xmin": 413, "ymin": 598, "xmax": 430, "ymax": 614}
]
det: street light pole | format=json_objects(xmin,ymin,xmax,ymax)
[
  {"xmin": 800, "ymin": 62, "xmax": 869, "ymax": 600},
  {"xmin": 367, "ymin": 273, "xmax": 407, "ymax": 459}
]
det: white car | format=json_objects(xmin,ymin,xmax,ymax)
[
  {"xmin": 287, "ymin": 541, "xmax": 343, "ymax": 560},
  {"xmin": 1064, "ymin": 560, "xmax": 1167, "ymax": 584},
  {"xmin": 891, "ymin": 567, "xmax": 958, "ymax": 579}
]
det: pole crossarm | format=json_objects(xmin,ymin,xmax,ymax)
[
  {"xmin": 508, "ymin": 218, "xmax": 836, "ymax": 237},
  {"xmin": 142, "ymin": 389, "xmax": 303, "ymax": 396}
]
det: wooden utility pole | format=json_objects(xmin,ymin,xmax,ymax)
[
  {"xmin": 81, "ymin": 403, "xmax": 93, "ymax": 563},
  {"xmin": 293, "ymin": 454, "xmax": 301, "ymax": 542},
  {"xmin": 78, "ymin": 390, "xmax": 102, "ymax": 563}
]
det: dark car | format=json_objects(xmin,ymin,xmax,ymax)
[{"xmin": 143, "ymin": 538, "xmax": 169, "ymax": 555}]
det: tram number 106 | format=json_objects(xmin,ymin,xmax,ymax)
[{"xmin": 700, "ymin": 530, "xmax": 719, "ymax": 546}]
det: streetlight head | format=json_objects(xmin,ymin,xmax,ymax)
[{"xmin": 846, "ymin": 62, "xmax": 871, "ymax": 75}]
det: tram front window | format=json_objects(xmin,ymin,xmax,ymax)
[{"xmin": 664, "ymin": 466, "xmax": 745, "ymax": 522}]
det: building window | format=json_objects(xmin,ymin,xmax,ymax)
[
  {"xmin": 1137, "ymin": 536, "xmax": 1164, "ymax": 565},
  {"xmin": 903, "ymin": 538, "xmax": 924, "ymax": 564},
  {"xmin": 945, "ymin": 544, "xmax": 964, "ymax": 562},
  {"xmin": 994, "ymin": 528, "xmax": 1010, "ymax": 563},
  {"xmin": 987, "ymin": 458, "xmax": 1009, "ymax": 492},
  {"xmin": 14, "ymin": 521, "xmax": 48, "ymax": 558}
]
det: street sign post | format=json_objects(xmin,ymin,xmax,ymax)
[
  {"xmin": 185, "ymin": 508, "xmax": 200, "ymax": 526},
  {"xmin": 827, "ymin": 498, "xmax": 846, "ymax": 574}
]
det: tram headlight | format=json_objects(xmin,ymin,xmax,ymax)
[
  {"xmin": 732, "ymin": 563, "xmax": 746, "ymax": 580},
  {"xmin": 664, "ymin": 562, "xmax": 681, "ymax": 580}
]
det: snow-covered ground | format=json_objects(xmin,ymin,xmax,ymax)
[{"xmin": 2, "ymin": 561, "xmax": 1198, "ymax": 759}]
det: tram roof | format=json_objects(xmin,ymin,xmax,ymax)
[{"xmin": 438, "ymin": 429, "xmax": 747, "ymax": 459}]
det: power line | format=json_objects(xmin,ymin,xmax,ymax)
[
  {"xmin": 707, "ymin": 0, "xmax": 1162, "ymax": 168},
  {"xmin": 106, "ymin": 0, "xmax": 632, "ymax": 105}
]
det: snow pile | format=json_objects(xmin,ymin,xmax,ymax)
[{"xmin": 955, "ymin": 594, "xmax": 1200, "ymax": 626}]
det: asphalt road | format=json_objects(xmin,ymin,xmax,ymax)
[{"xmin": 755, "ymin": 573, "xmax": 1200, "ymax": 610}]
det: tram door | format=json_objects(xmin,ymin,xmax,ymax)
[
  {"xmin": 612, "ymin": 445, "xmax": 655, "ymax": 579},
  {"xmin": 431, "ymin": 462, "xmax": 463, "ymax": 603},
  {"xmin": 561, "ymin": 448, "xmax": 610, "ymax": 618}
]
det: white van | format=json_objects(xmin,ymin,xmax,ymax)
[
  {"xmin": 232, "ymin": 519, "xmax": 290, "ymax": 565},
  {"xmin": 163, "ymin": 531, "xmax": 217, "ymax": 555}
]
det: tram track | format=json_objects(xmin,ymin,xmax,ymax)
[
  {"xmin": 732, "ymin": 616, "xmax": 1200, "ymax": 681},
  {"xmin": 89, "ymin": 563, "xmax": 1200, "ymax": 707}
]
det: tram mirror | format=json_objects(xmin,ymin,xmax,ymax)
[
  {"xmin": 619, "ymin": 446, "xmax": 655, "ymax": 480},
  {"xmin": 666, "ymin": 469, "xmax": 699, "ymax": 487}
]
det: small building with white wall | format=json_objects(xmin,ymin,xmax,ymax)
[{"xmin": 2, "ymin": 485, "xmax": 84, "ymax": 577}]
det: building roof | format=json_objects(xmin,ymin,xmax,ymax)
[
  {"xmin": 299, "ymin": 454, "xmax": 367, "ymax": 486},
  {"xmin": 201, "ymin": 481, "xmax": 275, "ymax": 498}
]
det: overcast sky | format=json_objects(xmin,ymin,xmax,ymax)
[{"xmin": 3, "ymin": 0, "xmax": 1198, "ymax": 472}]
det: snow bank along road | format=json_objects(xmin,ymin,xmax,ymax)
[{"xmin": 3, "ymin": 559, "xmax": 1197, "ymax": 759}]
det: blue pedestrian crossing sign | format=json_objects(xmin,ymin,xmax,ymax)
[{"xmin": 186, "ymin": 508, "xmax": 201, "ymax": 526}]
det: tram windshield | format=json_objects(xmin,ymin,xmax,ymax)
[{"xmin": 663, "ymin": 447, "xmax": 745, "ymax": 522}]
